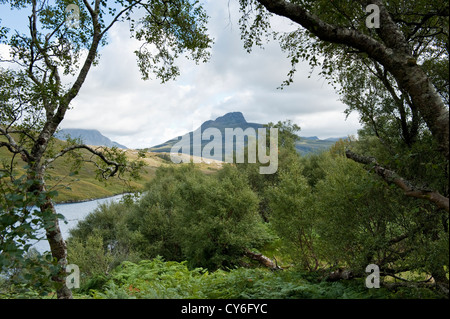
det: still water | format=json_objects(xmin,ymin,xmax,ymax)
[{"xmin": 31, "ymin": 194, "xmax": 125, "ymax": 253}]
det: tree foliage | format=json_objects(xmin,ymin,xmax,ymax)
[
  {"xmin": 1, "ymin": 0, "xmax": 448, "ymax": 298},
  {"xmin": 69, "ymin": 165, "xmax": 271, "ymax": 272},
  {"xmin": 266, "ymin": 147, "xmax": 448, "ymax": 287},
  {"xmin": 0, "ymin": 171, "xmax": 64, "ymax": 296},
  {"xmin": 237, "ymin": 0, "xmax": 449, "ymax": 213}
]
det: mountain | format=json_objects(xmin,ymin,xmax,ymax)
[
  {"xmin": 149, "ymin": 112, "xmax": 263, "ymax": 155},
  {"xmin": 55, "ymin": 128, "xmax": 128, "ymax": 149},
  {"xmin": 148, "ymin": 112, "xmax": 342, "ymax": 157},
  {"xmin": 301, "ymin": 136, "xmax": 320, "ymax": 141}
]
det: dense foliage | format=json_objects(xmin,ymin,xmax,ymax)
[
  {"xmin": 78, "ymin": 257, "xmax": 439, "ymax": 299},
  {"xmin": 1, "ymin": 135, "xmax": 448, "ymax": 298},
  {"xmin": 68, "ymin": 164, "xmax": 271, "ymax": 272},
  {"xmin": 0, "ymin": 171, "xmax": 66, "ymax": 297},
  {"xmin": 2, "ymin": 256, "xmax": 442, "ymax": 299},
  {"xmin": 55, "ymin": 136, "xmax": 447, "ymax": 299}
]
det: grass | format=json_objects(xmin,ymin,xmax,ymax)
[{"xmin": 44, "ymin": 152, "xmax": 158, "ymax": 203}]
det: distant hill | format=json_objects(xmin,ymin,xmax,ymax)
[
  {"xmin": 295, "ymin": 138, "xmax": 336, "ymax": 155},
  {"xmin": 148, "ymin": 112, "xmax": 343, "ymax": 157},
  {"xmin": 55, "ymin": 128, "xmax": 128, "ymax": 149}
]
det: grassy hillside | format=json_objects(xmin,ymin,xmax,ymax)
[
  {"xmin": 1, "ymin": 129, "xmax": 333, "ymax": 203},
  {"xmin": 295, "ymin": 138, "xmax": 336, "ymax": 155},
  {"xmin": 45, "ymin": 150, "xmax": 157, "ymax": 203},
  {"xmin": 0, "ymin": 133, "xmax": 225, "ymax": 203},
  {"xmin": 150, "ymin": 136, "xmax": 338, "ymax": 157},
  {"xmin": 0, "ymin": 142, "xmax": 146, "ymax": 203}
]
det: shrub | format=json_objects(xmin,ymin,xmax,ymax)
[
  {"xmin": 129, "ymin": 165, "xmax": 271, "ymax": 270},
  {"xmin": 69, "ymin": 165, "xmax": 272, "ymax": 272}
]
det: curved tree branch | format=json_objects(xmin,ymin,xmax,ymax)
[
  {"xmin": 345, "ymin": 149, "xmax": 449, "ymax": 212},
  {"xmin": 44, "ymin": 144, "xmax": 123, "ymax": 178},
  {"xmin": 244, "ymin": 248, "xmax": 282, "ymax": 270},
  {"xmin": 0, "ymin": 127, "xmax": 32, "ymax": 162}
]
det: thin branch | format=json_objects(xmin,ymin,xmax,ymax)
[
  {"xmin": 82, "ymin": 0, "xmax": 95, "ymax": 18},
  {"xmin": 43, "ymin": 144, "xmax": 123, "ymax": 178},
  {"xmin": 345, "ymin": 149, "xmax": 449, "ymax": 212},
  {"xmin": 6, "ymin": 129, "xmax": 37, "ymax": 144},
  {"xmin": 0, "ymin": 127, "xmax": 32, "ymax": 162},
  {"xmin": 100, "ymin": 1, "xmax": 142, "ymax": 38}
]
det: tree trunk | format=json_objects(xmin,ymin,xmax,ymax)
[
  {"xmin": 430, "ymin": 266, "xmax": 450, "ymax": 290},
  {"xmin": 245, "ymin": 249, "xmax": 281, "ymax": 270},
  {"xmin": 39, "ymin": 182, "xmax": 73, "ymax": 299}
]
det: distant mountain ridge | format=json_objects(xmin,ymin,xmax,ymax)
[
  {"xmin": 148, "ymin": 112, "xmax": 343, "ymax": 156},
  {"xmin": 55, "ymin": 128, "xmax": 128, "ymax": 149}
]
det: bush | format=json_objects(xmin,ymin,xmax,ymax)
[
  {"xmin": 67, "ymin": 200, "xmax": 141, "ymax": 280},
  {"xmin": 69, "ymin": 165, "xmax": 272, "ymax": 272},
  {"xmin": 90, "ymin": 257, "xmax": 208, "ymax": 299},
  {"xmin": 130, "ymin": 165, "xmax": 271, "ymax": 270},
  {"xmin": 267, "ymin": 152, "xmax": 320, "ymax": 271}
]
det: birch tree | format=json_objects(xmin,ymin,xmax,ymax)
[
  {"xmin": 0, "ymin": 0, "xmax": 211, "ymax": 298},
  {"xmin": 238, "ymin": 0, "xmax": 448, "ymax": 211}
]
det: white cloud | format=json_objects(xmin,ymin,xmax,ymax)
[{"xmin": 57, "ymin": 1, "xmax": 361, "ymax": 149}]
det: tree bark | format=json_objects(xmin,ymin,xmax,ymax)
[
  {"xmin": 24, "ymin": 3, "xmax": 104, "ymax": 298},
  {"xmin": 39, "ymin": 184, "xmax": 73, "ymax": 299},
  {"xmin": 245, "ymin": 249, "xmax": 281, "ymax": 270}
]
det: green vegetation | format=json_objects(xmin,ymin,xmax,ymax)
[
  {"xmin": 1, "ymin": 0, "xmax": 212, "ymax": 298},
  {"xmin": 3, "ymin": 119, "xmax": 447, "ymax": 299},
  {"xmin": 0, "ymin": 137, "xmax": 155, "ymax": 203},
  {"xmin": 68, "ymin": 164, "xmax": 272, "ymax": 271},
  {"xmin": 1, "ymin": 127, "xmax": 448, "ymax": 299},
  {"xmin": 1, "ymin": 0, "xmax": 448, "ymax": 301},
  {"xmin": 2, "ymin": 257, "xmax": 441, "ymax": 299},
  {"xmin": 75, "ymin": 258, "xmax": 440, "ymax": 299}
]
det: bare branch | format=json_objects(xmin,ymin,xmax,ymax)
[
  {"xmin": 44, "ymin": 144, "xmax": 123, "ymax": 178},
  {"xmin": 244, "ymin": 248, "xmax": 282, "ymax": 270},
  {"xmin": 345, "ymin": 149, "xmax": 449, "ymax": 212},
  {"xmin": 100, "ymin": 1, "xmax": 142, "ymax": 38},
  {"xmin": 0, "ymin": 127, "xmax": 32, "ymax": 162}
]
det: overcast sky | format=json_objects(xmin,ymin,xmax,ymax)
[{"xmin": 1, "ymin": 0, "xmax": 361, "ymax": 149}]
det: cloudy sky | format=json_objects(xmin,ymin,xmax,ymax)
[{"xmin": 1, "ymin": 1, "xmax": 361, "ymax": 149}]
